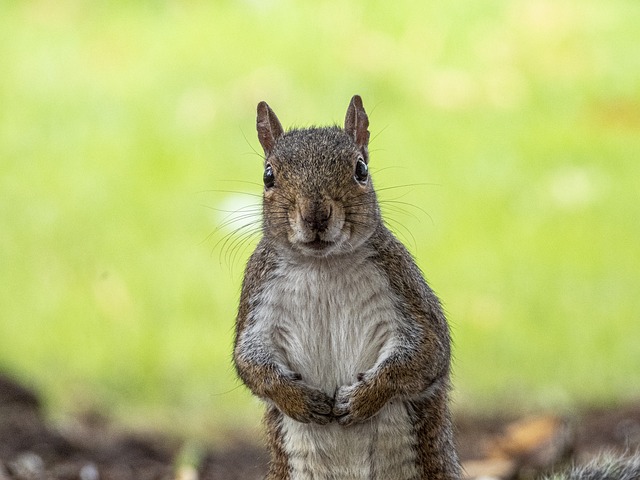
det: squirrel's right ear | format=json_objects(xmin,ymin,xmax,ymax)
[
  {"xmin": 257, "ymin": 101, "xmax": 284, "ymax": 157},
  {"xmin": 344, "ymin": 95, "xmax": 370, "ymax": 153}
]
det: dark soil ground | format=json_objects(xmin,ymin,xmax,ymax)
[{"xmin": 1, "ymin": 374, "xmax": 639, "ymax": 480}]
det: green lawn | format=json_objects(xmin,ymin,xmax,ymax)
[{"xmin": 1, "ymin": 1, "xmax": 639, "ymax": 439}]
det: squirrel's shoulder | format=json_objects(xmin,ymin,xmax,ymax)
[{"xmin": 368, "ymin": 224, "xmax": 442, "ymax": 305}]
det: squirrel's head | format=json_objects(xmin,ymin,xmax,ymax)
[{"xmin": 256, "ymin": 95, "xmax": 380, "ymax": 258}]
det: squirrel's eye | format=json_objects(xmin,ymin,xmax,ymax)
[
  {"xmin": 263, "ymin": 163, "xmax": 275, "ymax": 188},
  {"xmin": 354, "ymin": 158, "xmax": 368, "ymax": 184}
]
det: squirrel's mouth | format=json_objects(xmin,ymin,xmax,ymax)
[{"xmin": 303, "ymin": 238, "xmax": 334, "ymax": 251}]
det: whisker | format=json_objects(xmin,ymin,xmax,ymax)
[
  {"xmin": 383, "ymin": 216, "xmax": 418, "ymax": 252},
  {"xmin": 241, "ymin": 128, "xmax": 265, "ymax": 159},
  {"xmin": 379, "ymin": 200, "xmax": 434, "ymax": 226},
  {"xmin": 375, "ymin": 182, "xmax": 442, "ymax": 193},
  {"xmin": 227, "ymin": 228, "xmax": 262, "ymax": 268},
  {"xmin": 211, "ymin": 179, "xmax": 263, "ymax": 188},
  {"xmin": 214, "ymin": 222, "xmax": 261, "ymax": 260},
  {"xmin": 201, "ymin": 204, "xmax": 262, "ymax": 215},
  {"xmin": 369, "ymin": 123, "xmax": 389, "ymax": 145},
  {"xmin": 197, "ymin": 188, "xmax": 263, "ymax": 199},
  {"xmin": 222, "ymin": 232, "xmax": 261, "ymax": 269},
  {"xmin": 202, "ymin": 208, "xmax": 262, "ymax": 245}
]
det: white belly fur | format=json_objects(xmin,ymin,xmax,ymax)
[
  {"xmin": 254, "ymin": 255, "xmax": 419, "ymax": 479},
  {"xmin": 282, "ymin": 403, "xmax": 419, "ymax": 480}
]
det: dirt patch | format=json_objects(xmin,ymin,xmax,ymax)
[{"xmin": 1, "ymin": 374, "xmax": 638, "ymax": 479}]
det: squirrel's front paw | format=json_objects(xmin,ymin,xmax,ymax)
[
  {"xmin": 333, "ymin": 379, "xmax": 391, "ymax": 426},
  {"xmin": 272, "ymin": 379, "xmax": 334, "ymax": 425}
]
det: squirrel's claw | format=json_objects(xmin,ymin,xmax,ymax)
[
  {"xmin": 276, "ymin": 380, "xmax": 334, "ymax": 425},
  {"xmin": 332, "ymin": 383, "xmax": 361, "ymax": 426},
  {"xmin": 333, "ymin": 380, "xmax": 392, "ymax": 426}
]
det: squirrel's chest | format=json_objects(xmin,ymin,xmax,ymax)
[{"xmin": 255, "ymin": 257, "xmax": 399, "ymax": 392}]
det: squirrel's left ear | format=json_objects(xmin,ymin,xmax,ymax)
[{"xmin": 344, "ymin": 95, "xmax": 370, "ymax": 154}]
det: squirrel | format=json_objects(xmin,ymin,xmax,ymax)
[{"xmin": 233, "ymin": 95, "xmax": 462, "ymax": 480}]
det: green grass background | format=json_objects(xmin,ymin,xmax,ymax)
[{"xmin": 1, "ymin": 0, "xmax": 639, "ymax": 439}]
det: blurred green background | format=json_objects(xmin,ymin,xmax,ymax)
[{"xmin": 1, "ymin": 0, "xmax": 639, "ymax": 440}]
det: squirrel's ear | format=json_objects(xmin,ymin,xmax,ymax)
[
  {"xmin": 257, "ymin": 101, "xmax": 284, "ymax": 156},
  {"xmin": 344, "ymin": 95, "xmax": 370, "ymax": 152}
]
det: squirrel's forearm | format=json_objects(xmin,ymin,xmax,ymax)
[
  {"xmin": 235, "ymin": 333, "xmax": 335, "ymax": 425},
  {"xmin": 371, "ymin": 342, "xmax": 450, "ymax": 399},
  {"xmin": 362, "ymin": 320, "xmax": 451, "ymax": 400},
  {"xmin": 234, "ymin": 334, "xmax": 294, "ymax": 399}
]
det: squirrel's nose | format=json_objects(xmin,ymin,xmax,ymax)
[{"xmin": 301, "ymin": 204, "xmax": 332, "ymax": 233}]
